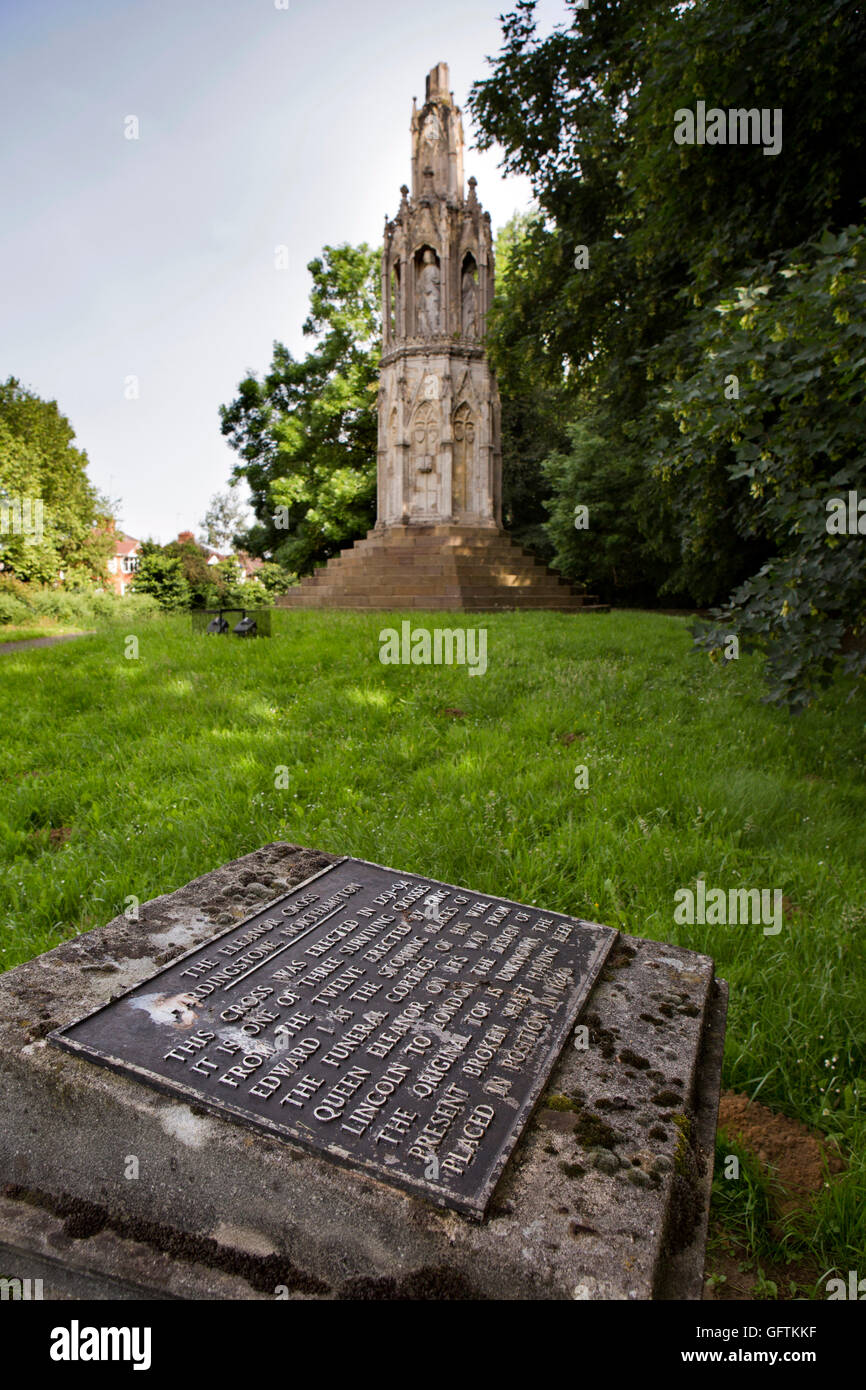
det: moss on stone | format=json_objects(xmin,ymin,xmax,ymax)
[{"xmin": 559, "ymin": 1161, "xmax": 586, "ymax": 1179}]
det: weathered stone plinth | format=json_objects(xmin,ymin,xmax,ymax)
[
  {"xmin": 277, "ymin": 526, "xmax": 606, "ymax": 612},
  {"xmin": 0, "ymin": 844, "xmax": 725, "ymax": 1300}
]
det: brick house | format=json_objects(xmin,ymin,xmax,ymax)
[{"xmin": 106, "ymin": 531, "xmax": 141, "ymax": 596}]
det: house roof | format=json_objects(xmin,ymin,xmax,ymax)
[
  {"xmin": 173, "ymin": 532, "xmax": 262, "ymax": 573},
  {"xmin": 115, "ymin": 533, "xmax": 140, "ymax": 556}
]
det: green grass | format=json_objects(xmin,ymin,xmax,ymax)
[
  {"xmin": 0, "ymin": 607, "xmax": 863, "ymax": 1286},
  {"xmin": 0, "ymin": 623, "xmax": 83, "ymax": 644}
]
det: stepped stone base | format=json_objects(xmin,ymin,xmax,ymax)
[{"xmin": 277, "ymin": 525, "xmax": 608, "ymax": 612}]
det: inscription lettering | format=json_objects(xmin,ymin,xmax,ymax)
[
  {"xmin": 320, "ymin": 1011, "xmax": 388, "ymax": 1067},
  {"xmin": 52, "ymin": 858, "xmax": 616, "ymax": 1218},
  {"xmin": 341, "ymin": 1063, "xmax": 413, "ymax": 1135}
]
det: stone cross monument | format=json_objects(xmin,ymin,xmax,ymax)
[
  {"xmin": 278, "ymin": 64, "xmax": 603, "ymax": 612},
  {"xmin": 376, "ymin": 62, "xmax": 502, "ymax": 529}
]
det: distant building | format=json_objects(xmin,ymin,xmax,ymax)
[
  {"xmin": 106, "ymin": 531, "xmax": 141, "ymax": 596},
  {"xmin": 236, "ymin": 551, "xmax": 264, "ymax": 584}
]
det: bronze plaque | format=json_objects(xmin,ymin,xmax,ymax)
[{"xmin": 50, "ymin": 858, "xmax": 617, "ymax": 1217}]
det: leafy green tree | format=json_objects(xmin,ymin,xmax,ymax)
[
  {"xmin": 132, "ymin": 545, "xmax": 191, "ymax": 611},
  {"xmin": 163, "ymin": 537, "xmax": 215, "ymax": 607},
  {"xmin": 492, "ymin": 212, "xmax": 569, "ymax": 556},
  {"xmin": 220, "ymin": 244, "xmax": 381, "ymax": 576},
  {"xmin": 472, "ymin": 1, "xmax": 864, "ymax": 393},
  {"xmin": 470, "ymin": 0, "xmax": 866, "ymax": 691},
  {"xmin": 158, "ymin": 537, "xmax": 253, "ymax": 608},
  {"xmin": 0, "ymin": 379, "xmax": 114, "ymax": 585},
  {"xmin": 541, "ymin": 416, "xmax": 673, "ymax": 603},
  {"xmin": 206, "ymin": 558, "xmax": 250, "ymax": 608},
  {"xmin": 0, "ymin": 420, "xmax": 60, "ymax": 583},
  {"xmin": 655, "ymin": 224, "xmax": 866, "ymax": 707}
]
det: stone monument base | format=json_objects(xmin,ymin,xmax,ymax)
[
  {"xmin": 0, "ymin": 844, "xmax": 725, "ymax": 1300},
  {"xmin": 277, "ymin": 526, "xmax": 608, "ymax": 612}
]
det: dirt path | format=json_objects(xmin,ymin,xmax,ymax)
[{"xmin": 0, "ymin": 632, "xmax": 92, "ymax": 655}]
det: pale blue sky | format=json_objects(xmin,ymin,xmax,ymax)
[{"xmin": 0, "ymin": 0, "xmax": 570, "ymax": 542}]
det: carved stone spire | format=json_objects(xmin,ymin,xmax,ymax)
[
  {"xmin": 377, "ymin": 63, "xmax": 502, "ymax": 530},
  {"xmin": 411, "ymin": 61, "xmax": 465, "ymax": 202},
  {"xmin": 278, "ymin": 61, "xmax": 608, "ymax": 612}
]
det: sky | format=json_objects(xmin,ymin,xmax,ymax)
[{"xmin": 0, "ymin": 0, "xmax": 571, "ymax": 543}]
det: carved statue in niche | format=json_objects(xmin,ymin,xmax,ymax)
[
  {"xmin": 461, "ymin": 259, "xmax": 478, "ymax": 340},
  {"xmin": 412, "ymin": 400, "xmax": 439, "ymax": 474},
  {"xmin": 390, "ymin": 264, "xmax": 401, "ymax": 338},
  {"xmin": 417, "ymin": 250, "xmax": 441, "ymax": 336},
  {"xmin": 452, "ymin": 402, "xmax": 475, "ymax": 512},
  {"xmin": 422, "ymin": 109, "xmax": 442, "ymax": 150}
]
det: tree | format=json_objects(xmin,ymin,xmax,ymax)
[
  {"xmin": 161, "ymin": 536, "xmax": 248, "ymax": 608},
  {"xmin": 657, "ymin": 224, "xmax": 866, "ymax": 707},
  {"xmin": 205, "ymin": 557, "xmax": 249, "ymax": 607},
  {"xmin": 470, "ymin": 0, "xmax": 866, "ymax": 689},
  {"xmin": 541, "ymin": 416, "xmax": 670, "ymax": 603},
  {"xmin": 471, "ymin": 2, "xmax": 865, "ymax": 379},
  {"xmin": 131, "ymin": 545, "xmax": 191, "ymax": 610},
  {"xmin": 220, "ymin": 244, "xmax": 381, "ymax": 576},
  {"xmin": 492, "ymin": 211, "xmax": 568, "ymax": 556},
  {"xmin": 0, "ymin": 378, "xmax": 115, "ymax": 585},
  {"xmin": 0, "ymin": 420, "xmax": 60, "ymax": 583},
  {"xmin": 199, "ymin": 489, "xmax": 250, "ymax": 551}
]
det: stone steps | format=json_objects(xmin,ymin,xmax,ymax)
[
  {"xmin": 280, "ymin": 596, "xmax": 608, "ymax": 612},
  {"xmin": 295, "ymin": 583, "xmax": 590, "ymax": 600},
  {"xmin": 276, "ymin": 526, "xmax": 608, "ymax": 612},
  {"xmin": 299, "ymin": 574, "xmax": 580, "ymax": 593}
]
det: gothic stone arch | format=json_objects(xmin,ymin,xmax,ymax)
[
  {"xmin": 409, "ymin": 399, "xmax": 441, "ymax": 516},
  {"xmin": 451, "ymin": 401, "xmax": 476, "ymax": 515}
]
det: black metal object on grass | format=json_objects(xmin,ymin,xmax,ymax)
[{"xmin": 191, "ymin": 607, "xmax": 271, "ymax": 638}]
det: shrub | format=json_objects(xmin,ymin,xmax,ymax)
[
  {"xmin": 253, "ymin": 563, "xmax": 295, "ymax": 596},
  {"xmin": 0, "ymin": 574, "xmax": 31, "ymax": 602},
  {"xmin": 24, "ymin": 590, "xmax": 79, "ymax": 622},
  {"xmin": 131, "ymin": 550, "xmax": 192, "ymax": 611},
  {"xmin": 0, "ymin": 593, "xmax": 28, "ymax": 625},
  {"xmin": 0, "ymin": 583, "xmax": 162, "ymax": 628}
]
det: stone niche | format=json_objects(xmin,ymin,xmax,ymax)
[{"xmin": 377, "ymin": 63, "xmax": 502, "ymax": 530}]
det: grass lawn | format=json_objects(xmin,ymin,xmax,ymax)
[{"xmin": 0, "ymin": 607, "xmax": 863, "ymax": 1292}]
